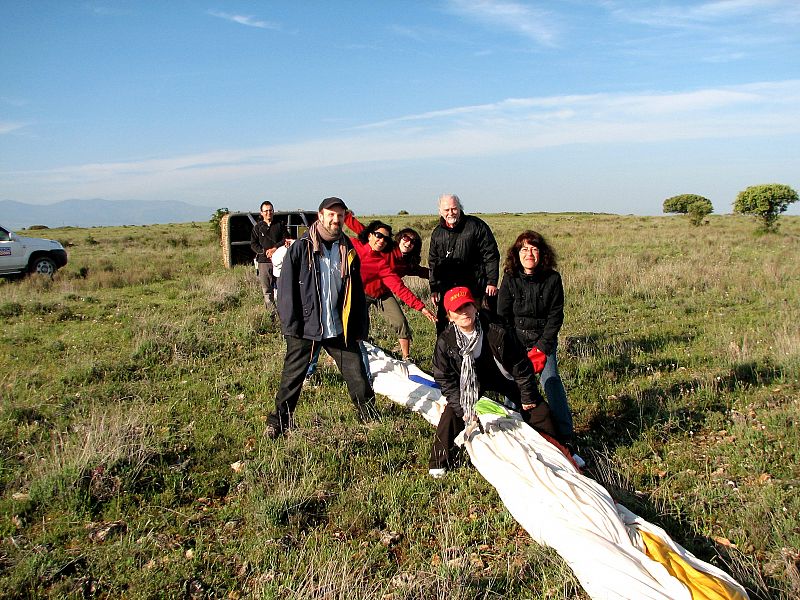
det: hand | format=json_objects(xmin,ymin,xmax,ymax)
[
  {"xmin": 266, "ymin": 248, "xmax": 276, "ymax": 258},
  {"xmin": 485, "ymin": 284, "xmax": 498, "ymax": 297},
  {"xmin": 431, "ymin": 292, "xmax": 440, "ymax": 305},
  {"xmin": 421, "ymin": 308, "xmax": 437, "ymax": 323},
  {"xmin": 527, "ymin": 347, "xmax": 547, "ymax": 374},
  {"xmin": 284, "ymin": 239, "xmax": 293, "ymax": 247}
]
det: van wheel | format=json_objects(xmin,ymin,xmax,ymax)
[{"xmin": 30, "ymin": 256, "xmax": 57, "ymax": 276}]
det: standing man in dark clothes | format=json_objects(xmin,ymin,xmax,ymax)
[
  {"xmin": 250, "ymin": 200, "xmax": 289, "ymax": 308},
  {"xmin": 265, "ymin": 197, "xmax": 380, "ymax": 438},
  {"xmin": 428, "ymin": 194, "xmax": 500, "ymax": 334}
]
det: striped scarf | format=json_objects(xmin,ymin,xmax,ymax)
[{"xmin": 455, "ymin": 319, "xmax": 482, "ymax": 423}]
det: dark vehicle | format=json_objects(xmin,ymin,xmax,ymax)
[{"xmin": 220, "ymin": 210, "xmax": 318, "ymax": 268}]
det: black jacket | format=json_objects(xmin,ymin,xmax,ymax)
[
  {"xmin": 428, "ymin": 214, "xmax": 499, "ymax": 296},
  {"xmin": 432, "ymin": 312, "xmax": 544, "ymax": 418},
  {"xmin": 277, "ymin": 233, "xmax": 369, "ymax": 344},
  {"xmin": 250, "ymin": 220, "xmax": 288, "ymax": 263},
  {"xmin": 497, "ymin": 269, "xmax": 564, "ymax": 356}
]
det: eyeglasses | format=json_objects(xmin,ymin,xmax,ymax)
[
  {"xmin": 401, "ymin": 235, "xmax": 418, "ymax": 245},
  {"xmin": 371, "ymin": 231, "xmax": 390, "ymax": 241},
  {"xmin": 261, "ymin": 209, "xmax": 274, "ymax": 214}
]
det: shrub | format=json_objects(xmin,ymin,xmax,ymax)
[
  {"xmin": 663, "ymin": 194, "xmax": 713, "ymax": 226},
  {"xmin": 209, "ymin": 207, "xmax": 230, "ymax": 238},
  {"xmin": 734, "ymin": 183, "xmax": 798, "ymax": 232}
]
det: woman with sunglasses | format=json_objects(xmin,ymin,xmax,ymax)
[
  {"xmin": 390, "ymin": 228, "xmax": 429, "ymax": 280},
  {"xmin": 345, "ymin": 213, "xmax": 436, "ymax": 361}
]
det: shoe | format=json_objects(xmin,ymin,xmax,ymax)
[
  {"xmin": 264, "ymin": 424, "xmax": 283, "ymax": 440},
  {"xmin": 428, "ymin": 468, "xmax": 446, "ymax": 479}
]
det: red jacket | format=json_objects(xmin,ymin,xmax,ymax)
[
  {"xmin": 389, "ymin": 248, "xmax": 429, "ymax": 279},
  {"xmin": 345, "ymin": 213, "xmax": 425, "ymax": 311}
]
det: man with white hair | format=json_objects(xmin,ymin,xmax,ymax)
[{"xmin": 428, "ymin": 194, "xmax": 500, "ymax": 333}]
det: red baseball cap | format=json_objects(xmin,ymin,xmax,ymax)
[{"xmin": 443, "ymin": 286, "xmax": 475, "ymax": 312}]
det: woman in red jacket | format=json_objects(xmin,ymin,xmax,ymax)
[{"xmin": 346, "ymin": 213, "xmax": 436, "ymax": 361}]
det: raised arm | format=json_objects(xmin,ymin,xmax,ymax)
[{"xmin": 344, "ymin": 211, "xmax": 366, "ymax": 236}]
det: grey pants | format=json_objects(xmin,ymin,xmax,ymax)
[
  {"xmin": 256, "ymin": 261, "xmax": 275, "ymax": 305},
  {"xmin": 367, "ymin": 293, "xmax": 412, "ymax": 339}
]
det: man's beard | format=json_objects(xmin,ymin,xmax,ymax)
[{"xmin": 322, "ymin": 222, "xmax": 341, "ymax": 236}]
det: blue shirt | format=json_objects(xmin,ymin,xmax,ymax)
[{"xmin": 318, "ymin": 241, "xmax": 344, "ymax": 338}]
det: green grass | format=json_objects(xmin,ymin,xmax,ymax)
[{"xmin": 1, "ymin": 214, "xmax": 798, "ymax": 599}]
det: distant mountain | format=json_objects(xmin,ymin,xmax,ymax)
[{"xmin": 0, "ymin": 199, "xmax": 220, "ymax": 230}]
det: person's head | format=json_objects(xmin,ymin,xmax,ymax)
[
  {"xmin": 260, "ymin": 201, "xmax": 274, "ymax": 222},
  {"xmin": 443, "ymin": 286, "xmax": 478, "ymax": 332},
  {"xmin": 317, "ymin": 197, "xmax": 348, "ymax": 237},
  {"xmin": 394, "ymin": 228, "xmax": 422, "ymax": 261},
  {"xmin": 358, "ymin": 220, "xmax": 393, "ymax": 253},
  {"xmin": 438, "ymin": 194, "xmax": 462, "ymax": 228},
  {"xmin": 504, "ymin": 230, "xmax": 557, "ymax": 276}
]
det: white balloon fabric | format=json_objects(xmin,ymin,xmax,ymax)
[{"xmin": 365, "ymin": 343, "xmax": 749, "ymax": 600}]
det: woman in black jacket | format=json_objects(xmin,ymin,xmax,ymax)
[
  {"xmin": 429, "ymin": 287, "xmax": 557, "ymax": 478},
  {"xmin": 497, "ymin": 231, "xmax": 574, "ymax": 447}
]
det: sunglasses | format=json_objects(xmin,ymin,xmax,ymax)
[
  {"xmin": 371, "ymin": 231, "xmax": 390, "ymax": 241},
  {"xmin": 401, "ymin": 235, "xmax": 418, "ymax": 245}
]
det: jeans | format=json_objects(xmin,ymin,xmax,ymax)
[
  {"xmin": 269, "ymin": 335, "xmax": 378, "ymax": 431},
  {"xmin": 306, "ymin": 339, "xmax": 372, "ymax": 382},
  {"xmin": 541, "ymin": 346, "xmax": 574, "ymax": 443}
]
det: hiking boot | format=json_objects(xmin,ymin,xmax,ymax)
[{"xmin": 264, "ymin": 424, "xmax": 284, "ymax": 440}]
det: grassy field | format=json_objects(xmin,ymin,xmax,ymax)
[{"xmin": 1, "ymin": 213, "xmax": 798, "ymax": 599}]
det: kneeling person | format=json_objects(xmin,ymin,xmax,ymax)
[{"xmin": 429, "ymin": 287, "xmax": 557, "ymax": 477}]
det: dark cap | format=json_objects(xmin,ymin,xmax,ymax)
[{"xmin": 318, "ymin": 197, "xmax": 348, "ymax": 212}]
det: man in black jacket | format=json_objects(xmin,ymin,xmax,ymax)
[
  {"xmin": 428, "ymin": 194, "xmax": 500, "ymax": 333},
  {"xmin": 266, "ymin": 197, "xmax": 379, "ymax": 438},
  {"xmin": 250, "ymin": 200, "xmax": 289, "ymax": 308}
]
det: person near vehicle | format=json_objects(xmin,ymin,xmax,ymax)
[
  {"xmin": 429, "ymin": 194, "xmax": 500, "ymax": 334},
  {"xmin": 344, "ymin": 213, "xmax": 436, "ymax": 361},
  {"xmin": 497, "ymin": 230, "xmax": 575, "ymax": 447},
  {"xmin": 429, "ymin": 286, "xmax": 557, "ymax": 477},
  {"xmin": 266, "ymin": 197, "xmax": 379, "ymax": 438},
  {"xmin": 250, "ymin": 200, "xmax": 290, "ymax": 308},
  {"xmin": 390, "ymin": 228, "xmax": 429, "ymax": 280}
]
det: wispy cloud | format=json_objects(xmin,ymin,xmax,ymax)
[
  {"xmin": 607, "ymin": 0, "xmax": 800, "ymax": 28},
  {"xmin": 207, "ymin": 10, "xmax": 280, "ymax": 30},
  {"xmin": 5, "ymin": 81, "xmax": 799, "ymax": 196},
  {"xmin": 446, "ymin": 0, "xmax": 559, "ymax": 46},
  {"xmin": 0, "ymin": 121, "xmax": 26, "ymax": 135}
]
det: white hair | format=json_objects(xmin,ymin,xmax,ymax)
[{"xmin": 438, "ymin": 194, "xmax": 463, "ymax": 210}]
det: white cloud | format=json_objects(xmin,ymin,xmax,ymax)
[
  {"xmin": 207, "ymin": 10, "xmax": 280, "ymax": 30},
  {"xmin": 607, "ymin": 0, "xmax": 800, "ymax": 28},
  {"xmin": 0, "ymin": 121, "xmax": 26, "ymax": 135},
  {"xmin": 446, "ymin": 0, "xmax": 559, "ymax": 46},
  {"xmin": 4, "ymin": 80, "xmax": 799, "ymax": 198}
]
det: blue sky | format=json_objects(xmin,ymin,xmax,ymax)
[{"xmin": 1, "ymin": 0, "xmax": 799, "ymax": 216}]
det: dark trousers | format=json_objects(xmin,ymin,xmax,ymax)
[
  {"xmin": 429, "ymin": 404, "xmax": 465, "ymax": 470},
  {"xmin": 269, "ymin": 334, "xmax": 379, "ymax": 431},
  {"xmin": 429, "ymin": 400, "xmax": 557, "ymax": 470}
]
